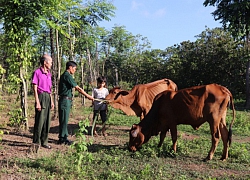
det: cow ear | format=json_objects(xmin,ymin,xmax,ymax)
[{"xmin": 131, "ymin": 124, "xmax": 136, "ymax": 128}]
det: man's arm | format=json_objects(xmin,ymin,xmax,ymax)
[
  {"xmin": 50, "ymin": 94, "xmax": 54, "ymax": 110},
  {"xmin": 33, "ymin": 84, "xmax": 41, "ymax": 111},
  {"xmin": 75, "ymin": 85, "xmax": 94, "ymax": 100}
]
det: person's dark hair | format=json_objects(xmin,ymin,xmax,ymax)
[
  {"xmin": 40, "ymin": 55, "xmax": 47, "ymax": 65},
  {"xmin": 97, "ymin": 76, "xmax": 106, "ymax": 84},
  {"xmin": 66, "ymin": 61, "xmax": 77, "ymax": 69}
]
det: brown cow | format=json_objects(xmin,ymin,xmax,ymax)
[
  {"xmin": 128, "ymin": 84, "xmax": 235, "ymax": 161},
  {"xmin": 105, "ymin": 79, "xmax": 178, "ymax": 120}
]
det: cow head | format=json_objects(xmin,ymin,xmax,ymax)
[
  {"xmin": 128, "ymin": 124, "xmax": 144, "ymax": 152},
  {"xmin": 105, "ymin": 87, "xmax": 129, "ymax": 102}
]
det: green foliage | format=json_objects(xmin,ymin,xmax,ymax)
[
  {"xmin": 233, "ymin": 110, "xmax": 250, "ymax": 136},
  {"xmin": 203, "ymin": 0, "xmax": 250, "ymax": 39},
  {"xmin": 107, "ymin": 108, "xmax": 139, "ymax": 126},
  {"xmin": 0, "ymin": 130, "xmax": 3, "ymax": 142},
  {"xmin": 71, "ymin": 119, "xmax": 93, "ymax": 172},
  {"xmin": 0, "ymin": 64, "xmax": 5, "ymax": 75},
  {"xmin": 7, "ymin": 108, "xmax": 26, "ymax": 130},
  {"xmin": 116, "ymin": 81, "xmax": 132, "ymax": 90},
  {"xmin": 229, "ymin": 142, "xmax": 250, "ymax": 163},
  {"xmin": 162, "ymin": 27, "xmax": 246, "ymax": 94}
]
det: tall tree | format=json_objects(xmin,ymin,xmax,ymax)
[
  {"xmin": 0, "ymin": 0, "xmax": 44, "ymax": 129},
  {"xmin": 101, "ymin": 25, "xmax": 139, "ymax": 86},
  {"xmin": 204, "ymin": 0, "xmax": 250, "ymax": 108}
]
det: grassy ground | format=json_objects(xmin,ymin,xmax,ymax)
[{"xmin": 0, "ymin": 94, "xmax": 250, "ymax": 180}]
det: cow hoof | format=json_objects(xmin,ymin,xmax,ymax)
[
  {"xmin": 202, "ymin": 157, "xmax": 211, "ymax": 162},
  {"xmin": 220, "ymin": 157, "xmax": 227, "ymax": 161}
]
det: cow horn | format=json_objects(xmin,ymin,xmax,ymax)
[
  {"xmin": 131, "ymin": 124, "xmax": 139, "ymax": 137},
  {"xmin": 131, "ymin": 130, "xmax": 138, "ymax": 137},
  {"xmin": 165, "ymin": 79, "xmax": 170, "ymax": 85}
]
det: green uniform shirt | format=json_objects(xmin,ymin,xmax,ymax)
[{"xmin": 58, "ymin": 71, "xmax": 77, "ymax": 97}]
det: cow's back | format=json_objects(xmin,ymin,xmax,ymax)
[
  {"xmin": 157, "ymin": 84, "xmax": 231, "ymax": 129},
  {"xmin": 135, "ymin": 79, "xmax": 177, "ymax": 111}
]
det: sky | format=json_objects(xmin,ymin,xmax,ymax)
[{"xmin": 99, "ymin": 0, "xmax": 222, "ymax": 50}]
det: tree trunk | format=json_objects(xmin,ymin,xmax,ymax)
[
  {"xmin": 245, "ymin": 34, "xmax": 250, "ymax": 109},
  {"xmin": 20, "ymin": 66, "xmax": 28, "ymax": 130},
  {"xmin": 80, "ymin": 55, "xmax": 86, "ymax": 105},
  {"xmin": 52, "ymin": 28, "xmax": 60, "ymax": 119},
  {"xmin": 115, "ymin": 68, "xmax": 119, "ymax": 86},
  {"xmin": 86, "ymin": 44, "xmax": 93, "ymax": 82},
  {"xmin": 50, "ymin": 24, "xmax": 57, "ymax": 120},
  {"xmin": 245, "ymin": 60, "xmax": 250, "ymax": 109}
]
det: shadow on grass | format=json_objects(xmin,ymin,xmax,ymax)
[
  {"xmin": 87, "ymin": 143, "xmax": 128, "ymax": 153},
  {"xmin": 4, "ymin": 130, "xmax": 33, "ymax": 139},
  {"xmin": 1, "ymin": 139, "xmax": 31, "ymax": 147},
  {"xmin": 49, "ymin": 123, "xmax": 79, "ymax": 135}
]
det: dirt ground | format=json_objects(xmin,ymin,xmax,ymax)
[
  {"xmin": 0, "ymin": 94, "xmax": 132, "ymax": 163},
  {"xmin": 0, "ymin": 115, "xmax": 130, "ymax": 161}
]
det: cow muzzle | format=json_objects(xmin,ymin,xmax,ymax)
[{"xmin": 128, "ymin": 146, "xmax": 137, "ymax": 152}]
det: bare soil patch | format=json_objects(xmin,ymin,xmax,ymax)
[{"xmin": 0, "ymin": 116, "xmax": 130, "ymax": 161}]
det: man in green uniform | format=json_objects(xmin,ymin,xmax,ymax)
[{"xmin": 58, "ymin": 61, "xmax": 94, "ymax": 145}]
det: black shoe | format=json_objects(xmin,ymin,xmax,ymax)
[
  {"xmin": 58, "ymin": 140, "xmax": 65, "ymax": 145},
  {"xmin": 64, "ymin": 139, "xmax": 73, "ymax": 145},
  {"xmin": 42, "ymin": 144, "xmax": 52, "ymax": 149}
]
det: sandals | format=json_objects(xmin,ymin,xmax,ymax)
[
  {"xmin": 102, "ymin": 132, "xmax": 108, "ymax": 137},
  {"xmin": 94, "ymin": 131, "xmax": 99, "ymax": 136}
]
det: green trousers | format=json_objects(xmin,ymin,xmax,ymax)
[
  {"xmin": 58, "ymin": 98, "xmax": 72, "ymax": 141},
  {"xmin": 33, "ymin": 92, "xmax": 51, "ymax": 146}
]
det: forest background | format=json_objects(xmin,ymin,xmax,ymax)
[{"xmin": 0, "ymin": 0, "xmax": 250, "ymax": 130}]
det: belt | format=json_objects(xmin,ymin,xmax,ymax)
[
  {"xmin": 59, "ymin": 96, "xmax": 73, "ymax": 100},
  {"xmin": 38, "ymin": 91, "xmax": 50, "ymax": 95}
]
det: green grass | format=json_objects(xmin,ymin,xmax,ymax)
[{"xmin": 1, "ymin": 96, "xmax": 250, "ymax": 180}]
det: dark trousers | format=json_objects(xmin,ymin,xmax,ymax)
[
  {"xmin": 58, "ymin": 98, "xmax": 71, "ymax": 141},
  {"xmin": 93, "ymin": 110, "xmax": 107, "ymax": 123},
  {"xmin": 33, "ymin": 92, "xmax": 51, "ymax": 145}
]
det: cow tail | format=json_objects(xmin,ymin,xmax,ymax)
[{"xmin": 228, "ymin": 92, "xmax": 235, "ymax": 147}]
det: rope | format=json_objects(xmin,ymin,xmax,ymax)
[{"xmin": 93, "ymin": 98, "xmax": 109, "ymax": 103}]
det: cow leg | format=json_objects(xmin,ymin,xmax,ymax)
[
  {"xmin": 158, "ymin": 130, "xmax": 168, "ymax": 147},
  {"xmin": 205, "ymin": 122, "xmax": 220, "ymax": 161},
  {"xmin": 170, "ymin": 126, "xmax": 178, "ymax": 153},
  {"xmin": 219, "ymin": 113, "xmax": 229, "ymax": 161}
]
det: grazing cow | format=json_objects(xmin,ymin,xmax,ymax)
[
  {"xmin": 128, "ymin": 84, "xmax": 235, "ymax": 161},
  {"xmin": 105, "ymin": 79, "xmax": 178, "ymax": 120}
]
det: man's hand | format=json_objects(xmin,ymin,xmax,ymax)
[
  {"xmin": 75, "ymin": 86, "xmax": 94, "ymax": 100},
  {"xmin": 51, "ymin": 102, "xmax": 55, "ymax": 110},
  {"xmin": 36, "ymin": 102, "xmax": 42, "ymax": 111},
  {"xmin": 87, "ymin": 95, "xmax": 94, "ymax": 101}
]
